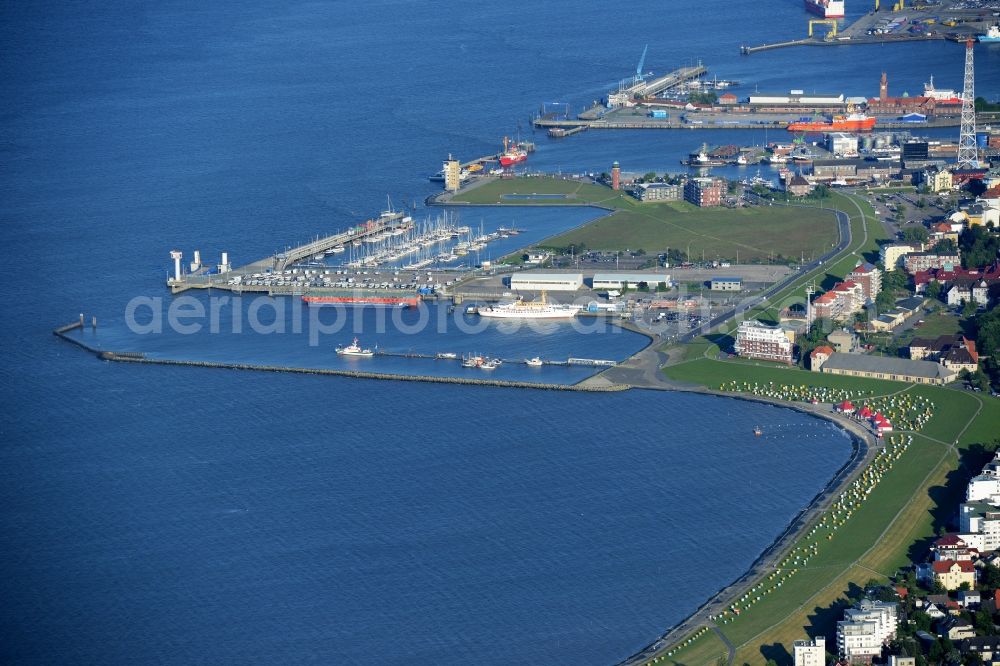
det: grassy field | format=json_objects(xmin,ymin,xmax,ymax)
[
  {"xmin": 649, "ymin": 192, "xmax": 1000, "ymax": 665},
  {"xmin": 449, "ymin": 176, "xmax": 841, "ymax": 264},
  {"xmin": 664, "ymin": 358, "xmax": 902, "ymax": 395},
  {"xmin": 449, "ymin": 176, "xmax": 633, "ymax": 207},
  {"xmin": 540, "ymin": 205, "xmax": 839, "ymax": 263},
  {"xmin": 896, "ymin": 309, "xmax": 964, "ymax": 345}
]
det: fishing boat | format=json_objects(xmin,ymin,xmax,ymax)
[
  {"xmin": 436, "ymin": 352, "xmax": 458, "ymax": 360},
  {"xmin": 336, "ymin": 338, "xmax": 374, "ymax": 357},
  {"xmin": 754, "ymin": 425, "xmax": 763, "ymax": 437},
  {"xmin": 526, "ymin": 357, "xmax": 543, "ymax": 367}
]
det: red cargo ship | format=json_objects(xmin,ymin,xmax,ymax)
[
  {"xmin": 301, "ymin": 293, "xmax": 421, "ymax": 307},
  {"xmin": 787, "ymin": 112, "xmax": 876, "ymax": 132}
]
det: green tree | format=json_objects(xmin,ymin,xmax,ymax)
[
  {"xmin": 963, "ymin": 299, "xmax": 979, "ymax": 318},
  {"xmin": 975, "ymin": 607, "xmax": 995, "ymax": 635},
  {"xmin": 959, "ymin": 225, "xmax": 1000, "ymax": 269},
  {"xmin": 926, "ymin": 281, "xmax": 943, "ymax": 301},
  {"xmin": 902, "ymin": 226, "xmax": 929, "ymax": 244},
  {"xmin": 876, "ymin": 288, "xmax": 897, "ymax": 313},
  {"xmin": 933, "ymin": 238, "xmax": 958, "ymax": 256},
  {"xmin": 688, "ymin": 91, "xmax": 718, "ymax": 105}
]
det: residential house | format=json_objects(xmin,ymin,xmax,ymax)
[
  {"xmin": 913, "ymin": 263, "xmax": 1000, "ymax": 296},
  {"xmin": 908, "ymin": 335, "xmax": 978, "ymax": 365},
  {"xmin": 828, "ymin": 329, "xmax": 859, "ymax": 353},
  {"xmin": 925, "ymin": 560, "xmax": 977, "ymax": 590},
  {"xmin": 958, "ymin": 590, "xmax": 982, "ymax": 608},
  {"xmin": 959, "ymin": 637, "xmax": 1000, "ymax": 663},
  {"xmin": 933, "ymin": 534, "xmax": 977, "ymax": 562},
  {"xmin": 786, "ymin": 174, "xmax": 813, "ymax": 197},
  {"xmin": 942, "ymin": 344, "xmax": 980, "ymax": 374},
  {"xmin": 936, "ymin": 616, "xmax": 976, "ymax": 640},
  {"xmin": 923, "ymin": 165, "xmax": 954, "ymax": 193},
  {"xmin": 810, "ymin": 345, "xmax": 834, "ymax": 371}
]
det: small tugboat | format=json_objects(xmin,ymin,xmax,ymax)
[
  {"xmin": 753, "ymin": 425, "xmax": 763, "ymax": 437},
  {"xmin": 336, "ymin": 338, "xmax": 374, "ymax": 357}
]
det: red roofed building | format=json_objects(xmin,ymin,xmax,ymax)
[
  {"xmin": 813, "ymin": 281, "xmax": 864, "ymax": 321},
  {"xmin": 912, "ymin": 262, "xmax": 1000, "ymax": 294},
  {"xmin": 933, "ymin": 534, "xmax": 977, "ymax": 562},
  {"xmin": 810, "ymin": 345, "xmax": 834, "ymax": 371},
  {"xmin": 931, "ymin": 560, "xmax": 977, "ymax": 590},
  {"xmin": 837, "ymin": 400, "xmax": 856, "ymax": 413},
  {"xmin": 847, "ymin": 263, "xmax": 882, "ymax": 303}
]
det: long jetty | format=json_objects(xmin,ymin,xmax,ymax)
[{"xmin": 52, "ymin": 322, "xmax": 625, "ymax": 391}]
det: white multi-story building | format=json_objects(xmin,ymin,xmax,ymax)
[
  {"xmin": 837, "ymin": 600, "xmax": 898, "ymax": 663},
  {"xmin": 960, "ymin": 502, "xmax": 1000, "ymax": 552},
  {"xmin": 733, "ymin": 320, "xmax": 794, "ymax": 364},
  {"xmin": 793, "ymin": 635, "xmax": 826, "ymax": 666},
  {"xmin": 967, "ymin": 452, "xmax": 1000, "ymax": 505}
]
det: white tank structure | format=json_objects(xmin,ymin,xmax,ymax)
[
  {"xmin": 170, "ymin": 250, "xmax": 183, "ymax": 281},
  {"xmin": 189, "ymin": 249, "xmax": 202, "ymax": 273},
  {"xmin": 219, "ymin": 251, "xmax": 231, "ymax": 274}
]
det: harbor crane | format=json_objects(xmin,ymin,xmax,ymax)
[{"xmin": 808, "ymin": 19, "xmax": 838, "ymax": 38}]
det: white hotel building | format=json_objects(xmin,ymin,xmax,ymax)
[{"xmin": 733, "ymin": 320, "xmax": 794, "ymax": 364}]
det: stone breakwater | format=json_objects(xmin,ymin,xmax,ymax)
[{"xmin": 52, "ymin": 322, "xmax": 630, "ymax": 393}]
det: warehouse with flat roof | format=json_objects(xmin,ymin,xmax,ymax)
[
  {"xmin": 509, "ymin": 272, "xmax": 583, "ymax": 291},
  {"xmin": 592, "ymin": 273, "xmax": 672, "ymax": 290}
]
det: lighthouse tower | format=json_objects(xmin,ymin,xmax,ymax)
[
  {"xmin": 611, "ymin": 161, "xmax": 621, "ymax": 191},
  {"xmin": 170, "ymin": 250, "xmax": 183, "ymax": 281}
]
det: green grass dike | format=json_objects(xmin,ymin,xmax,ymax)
[
  {"xmin": 643, "ymin": 192, "xmax": 1000, "ymax": 664},
  {"xmin": 655, "ymin": 359, "xmax": 999, "ymax": 665},
  {"xmin": 448, "ymin": 175, "xmax": 840, "ymax": 263}
]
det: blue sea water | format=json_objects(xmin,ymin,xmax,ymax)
[{"xmin": 2, "ymin": 1, "xmax": 996, "ymax": 664}]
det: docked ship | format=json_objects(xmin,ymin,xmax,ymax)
[
  {"xmin": 786, "ymin": 112, "xmax": 876, "ymax": 132},
  {"xmin": 477, "ymin": 292, "xmax": 581, "ymax": 319},
  {"xmin": 804, "ymin": 0, "xmax": 844, "ymax": 18},
  {"xmin": 980, "ymin": 24, "xmax": 1000, "ymax": 42},
  {"xmin": 301, "ymin": 290, "xmax": 421, "ymax": 307},
  {"xmin": 336, "ymin": 338, "xmax": 374, "ymax": 357},
  {"xmin": 682, "ymin": 146, "xmax": 728, "ymax": 167},
  {"xmin": 498, "ymin": 136, "xmax": 528, "ymax": 168},
  {"xmin": 923, "ymin": 76, "xmax": 962, "ymax": 103}
]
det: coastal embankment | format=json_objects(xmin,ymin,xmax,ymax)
[{"xmin": 52, "ymin": 321, "xmax": 632, "ymax": 393}]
